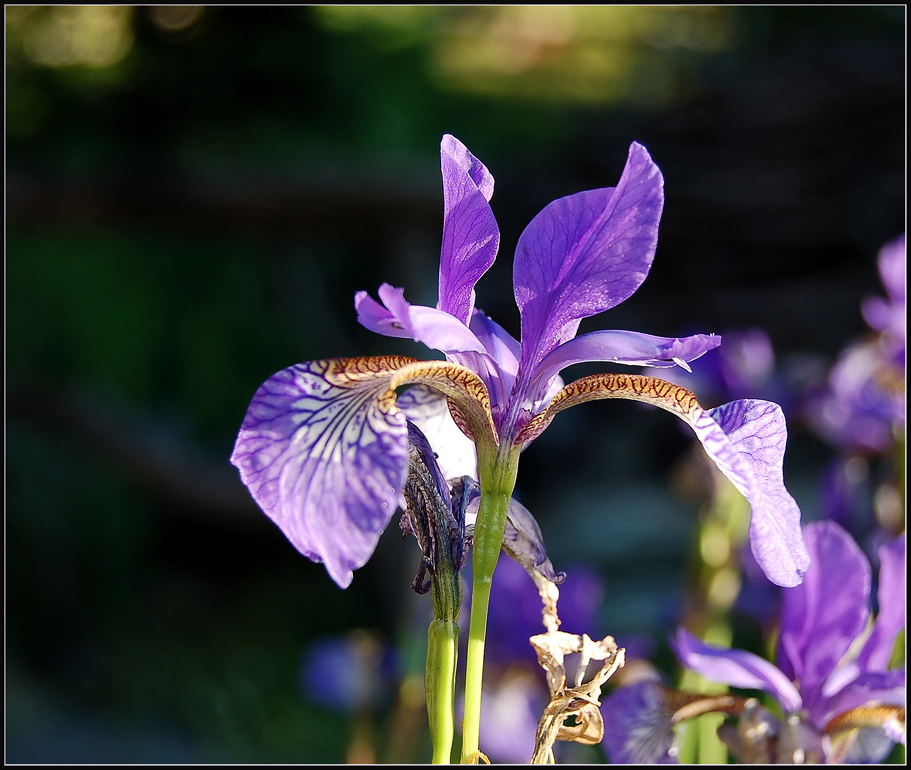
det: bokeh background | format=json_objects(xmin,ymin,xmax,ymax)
[{"xmin": 6, "ymin": 6, "xmax": 905, "ymax": 763}]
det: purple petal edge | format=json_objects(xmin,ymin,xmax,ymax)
[
  {"xmin": 675, "ymin": 627, "xmax": 803, "ymax": 713},
  {"xmin": 776, "ymin": 520, "xmax": 871, "ymax": 694}
]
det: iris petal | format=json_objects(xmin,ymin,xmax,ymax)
[
  {"xmin": 231, "ymin": 357, "xmax": 496, "ymax": 587},
  {"xmin": 516, "ymin": 374, "xmax": 810, "ymax": 587},
  {"xmin": 513, "ymin": 142, "xmax": 664, "ymax": 373},
  {"xmin": 776, "ymin": 521, "xmax": 871, "ymax": 696},
  {"xmin": 531, "ymin": 329, "xmax": 721, "ymax": 389},
  {"xmin": 857, "ymin": 533, "xmax": 906, "ymax": 672},
  {"xmin": 438, "ymin": 134, "xmax": 500, "ymax": 324},
  {"xmin": 675, "ymin": 628, "xmax": 803, "ymax": 713}
]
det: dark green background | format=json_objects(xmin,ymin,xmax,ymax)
[{"xmin": 6, "ymin": 7, "xmax": 904, "ymax": 762}]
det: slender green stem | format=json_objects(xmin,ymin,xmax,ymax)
[
  {"xmin": 426, "ymin": 619, "xmax": 459, "ymax": 764},
  {"xmin": 461, "ymin": 448, "xmax": 520, "ymax": 762}
]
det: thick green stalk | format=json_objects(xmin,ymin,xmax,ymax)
[
  {"xmin": 461, "ymin": 448, "xmax": 520, "ymax": 762},
  {"xmin": 426, "ymin": 618, "xmax": 459, "ymax": 764}
]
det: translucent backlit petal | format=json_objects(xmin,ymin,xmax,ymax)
[
  {"xmin": 513, "ymin": 142, "xmax": 664, "ymax": 372},
  {"xmin": 517, "ymin": 374, "xmax": 809, "ymax": 587},
  {"xmin": 601, "ymin": 681, "xmax": 680, "ymax": 764}
]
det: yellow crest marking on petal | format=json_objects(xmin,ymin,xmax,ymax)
[
  {"xmin": 516, "ymin": 373, "xmax": 700, "ymax": 446},
  {"xmin": 324, "ymin": 356, "xmax": 498, "ymax": 449}
]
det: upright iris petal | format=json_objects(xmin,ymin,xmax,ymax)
[
  {"xmin": 512, "ymin": 141, "xmax": 664, "ymax": 374},
  {"xmin": 438, "ymin": 134, "xmax": 499, "ymax": 324}
]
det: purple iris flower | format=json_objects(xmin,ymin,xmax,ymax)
[
  {"xmin": 230, "ymin": 134, "xmax": 809, "ymax": 589},
  {"xmin": 675, "ymin": 520, "xmax": 906, "ymax": 762}
]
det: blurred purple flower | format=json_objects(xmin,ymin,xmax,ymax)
[
  {"xmin": 862, "ymin": 234, "xmax": 905, "ymax": 366},
  {"xmin": 675, "ymin": 521, "xmax": 906, "ymax": 763},
  {"xmin": 662, "ymin": 327, "xmax": 784, "ymax": 407},
  {"xmin": 300, "ymin": 631, "xmax": 398, "ymax": 713},
  {"xmin": 231, "ymin": 135, "xmax": 810, "ymax": 589},
  {"xmin": 805, "ymin": 235, "xmax": 905, "ymax": 455}
]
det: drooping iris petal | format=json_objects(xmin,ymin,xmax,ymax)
[
  {"xmin": 675, "ymin": 628, "xmax": 803, "ymax": 713},
  {"xmin": 517, "ymin": 374, "xmax": 810, "ymax": 587},
  {"xmin": 600, "ymin": 681, "xmax": 680, "ymax": 764},
  {"xmin": 463, "ymin": 492, "xmax": 564, "ymax": 585},
  {"xmin": 530, "ymin": 330, "xmax": 721, "ymax": 391},
  {"xmin": 857, "ymin": 533, "xmax": 906, "ymax": 672},
  {"xmin": 776, "ymin": 521, "xmax": 871, "ymax": 692},
  {"xmin": 231, "ymin": 357, "xmax": 497, "ymax": 588},
  {"xmin": 513, "ymin": 141, "xmax": 664, "ymax": 372},
  {"xmin": 438, "ymin": 134, "xmax": 499, "ymax": 325}
]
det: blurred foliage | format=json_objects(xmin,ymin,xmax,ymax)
[{"xmin": 6, "ymin": 6, "xmax": 905, "ymax": 763}]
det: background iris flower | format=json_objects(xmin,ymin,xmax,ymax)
[{"xmin": 674, "ymin": 520, "xmax": 905, "ymax": 763}]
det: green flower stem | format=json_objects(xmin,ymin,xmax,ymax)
[
  {"xmin": 461, "ymin": 447, "xmax": 520, "ymax": 762},
  {"xmin": 426, "ymin": 618, "xmax": 459, "ymax": 764}
]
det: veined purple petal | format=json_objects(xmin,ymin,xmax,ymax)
[
  {"xmin": 776, "ymin": 521, "xmax": 871, "ymax": 693},
  {"xmin": 675, "ymin": 628, "xmax": 803, "ymax": 713},
  {"xmin": 857, "ymin": 533, "xmax": 906, "ymax": 672},
  {"xmin": 600, "ymin": 681, "xmax": 680, "ymax": 764},
  {"xmin": 231, "ymin": 357, "xmax": 498, "ymax": 588},
  {"xmin": 438, "ymin": 135, "xmax": 499, "ymax": 325},
  {"xmin": 513, "ymin": 141, "xmax": 664, "ymax": 373},
  {"xmin": 469, "ymin": 310, "xmax": 521, "ymax": 412},
  {"xmin": 530, "ymin": 330, "xmax": 721, "ymax": 390},
  {"xmin": 230, "ymin": 360, "xmax": 409, "ymax": 588}
]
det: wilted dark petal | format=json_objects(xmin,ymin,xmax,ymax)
[
  {"xmin": 513, "ymin": 142, "xmax": 664, "ymax": 372},
  {"xmin": 530, "ymin": 329, "xmax": 722, "ymax": 391},
  {"xmin": 501, "ymin": 499, "xmax": 565, "ymax": 585},
  {"xmin": 438, "ymin": 135, "xmax": 499, "ymax": 325},
  {"xmin": 463, "ymin": 495, "xmax": 564, "ymax": 585},
  {"xmin": 857, "ymin": 533, "xmax": 906, "ymax": 672},
  {"xmin": 776, "ymin": 521, "xmax": 871, "ymax": 693},
  {"xmin": 231, "ymin": 357, "xmax": 497, "ymax": 588},
  {"xmin": 675, "ymin": 628, "xmax": 803, "ymax": 713},
  {"xmin": 601, "ymin": 681, "xmax": 680, "ymax": 764},
  {"xmin": 518, "ymin": 375, "xmax": 809, "ymax": 587},
  {"xmin": 230, "ymin": 359, "xmax": 411, "ymax": 588}
]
